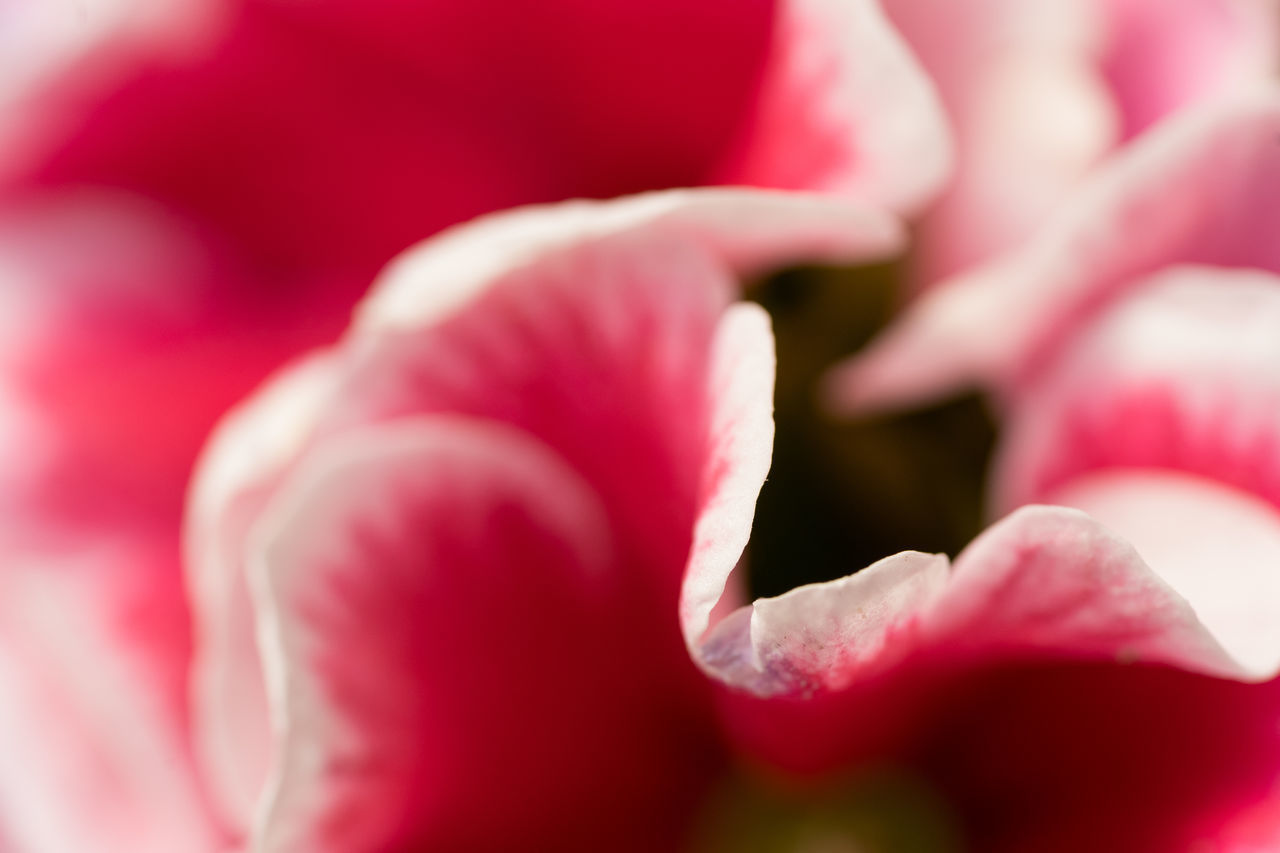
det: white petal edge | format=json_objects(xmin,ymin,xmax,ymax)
[
  {"xmin": 244, "ymin": 415, "xmax": 614, "ymax": 852},
  {"xmin": 356, "ymin": 188, "xmax": 903, "ymax": 334}
]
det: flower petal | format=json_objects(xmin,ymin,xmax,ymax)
[
  {"xmin": 1100, "ymin": 0, "xmax": 1278, "ymax": 138},
  {"xmin": 357, "ymin": 188, "xmax": 901, "ymax": 334},
  {"xmin": 248, "ymin": 417, "xmax": 718, "ymax": 851},
  {"xmin": 1049, "ymin": 474, "xmax": 1280, "ymax": 680},
  {"xmin": 993, "ymin": 266, "xmax": 1280, "ymax": 678},
  {"xmin": 720, "ymin": 0, "xmax": 952, "ymax": 215},
  {"xmin": 189, "ymin": 189, "xmax": 903, "ymax": 839},
  {"xmin": 0, "ymin": 0, "xmax": 222, "ymax": 181},
  {"xmin": 0, "ymin": 533, "xmax": 221, "ymax": 853},
  {"xmin": 185, "ymin": 353, "xmax": 339, "ymax": 829},
  {"xmin": 710, "ymin": 506, "xmax": 1234, "ymax": 774},
  {"xmin": 338, "ymin": 190, "xmax": 899, "ymax": 584},
  {"xmin": 832, "ymin": 88, "xmax": 1280, "ymax": 412},
  {"xmin": 917, "ymin": 661, "xmax": 1280, "ymax": 852},
  {"xmin": 0, "ymin": 191, "xmax": 329, "ymax": 519},
  {"xmin": 699, "ymin": 551, "xmax": 949, "ymax": 696},
  {"xmin": 921, "ymin": 505, "xmax": 1232, "ymax": 676},
  {"xmin": 882, "ymin": 0, "xmax": 1278, "ymax": 283},
  {"xmin": 884, "ymin": 0, "xmax": 1118, "ymax": 281},
  {"xmin": 680, "ymin": 302, "xmax": 778, "ymax": 658},
  {"xmin": 19, "ymin": 0, "xmax": 778, "ymax": 275}
]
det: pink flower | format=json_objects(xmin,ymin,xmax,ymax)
[
  {"xmin": 181, "ymin": 189, "xmax": 1280, "ymax": 851},
  {"xmin": 4, "ymin": 4, "xmax": 1275, "ymax": 850},
  {"xmin": 881, "ymin": 0, "xmax": 1276, "ymax": 282},
  {"xmin": 0, "ymin": 4, "xmax": 952, "ymax": 849}
]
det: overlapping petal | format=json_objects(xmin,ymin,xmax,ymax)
[
  {"xmin": 186, "ymin": 189, "xmax": 903, "ymax": 845},
  {"xmin": 248, "ymin": 417, "xmax": 685, "ymax": 851},
  {"xmin": 690, "ymin": 499, "xmax": 1272, "ymax": 852},
  {"xmin": 881, "ymin": 0, "xmax": 1276, "ymax": 283},
  {"xmin": 695, "ymin": 503, "xmax": 1235, "ymax": 759},
  {"xmin": 1, "ymin": 0, "xmax": 958, "ymax": 843},
  {"xmin": 883, "ymin": 0, "xmax": 1117, "ymax": 281},
  {"xmin": 833, "ymin": 88, "xmax": 1280, "ymax": 412},
  {"xmin": 185, "ymin": 354, "xmax": 338, "ymax": 827},
  {"xmin": 7, "ymin": 3, "xmax": 1273, "ymax": 845},
  {"xmin": 993, "ymin": 267, "xmax": 1280, "ymax": 678}
]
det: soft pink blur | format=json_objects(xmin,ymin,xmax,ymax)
[{"xmin": 882, "ymin": 0, "xmax": 1276, "ymax": 283}]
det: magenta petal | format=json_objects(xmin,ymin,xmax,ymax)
[
  {"xmin": 721, "ymin": 0, "xmax": 952, "ymax": 215},
  {"xmin": 832, "ymin": 88, "xmax": 1280, "ymax": 411},
  {"xmin": 1050, "ymin": 474, "xmax": 1280, "ymax": 680},
  {"xmin": 994, "ymin": 266, "xmax": 1280, "ymax": 514},
  {"xmin": 0, "ymin": 0, "xmax": 222, "ymax": 181},
  {"xmin": 337, "ymin": 190, "xmax": 900, "ymax": 583},
  {"xmin": 918, "ymin": 662, "xmax": 1280, "ymax": 852},
  {"xmin": 0, "ymin": 191, "xmax": 331, "ymax": 520},
  {"xmin": 17, "ymin": 0, "xmax": 776, "ymax": 274},
  {"xmin": 187, "ymin": 189, "xmax": 903, "ymax": 840},
  {"xmin": 248, "ymin": 417, "xmax": 712, "ymax": 851}
]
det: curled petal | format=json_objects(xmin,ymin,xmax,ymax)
[
  {"xmin": 710, "ymin": 506, "xmax": 1233, "ymax": 703},
  {"xmin": 710, "ymin": 505, "xmax": 1236, "ymax": 776},
  {"xmin": 698, "ymin": 551, "xmax": 948, "ymax": 696},
  {"xmin": 189, "ymin": 189, "xmax": 889, "ymax": 836},
  {"xmin": 185, "ymin": 353, "xmax": 339, "ymax": 829},
  {"xmin": 248, "ymin": 417, "xmax": 715, "ymax": 851},
  {"xmin": 358, "ymin": 188, "xmax": 901, "ymax": 334},
  {"xmin": 994, "ymin": 267, "xmax": 1280, "ymax": 678},
  {"xmin": 920, "ymin": 505, "xmax": 1233, "ymax": 676},
  {"xmin": 680, "ymin": 302, "xmax": 777, "ymax": 658},
  {"xmin": 333, "ymin": 190, "xmax": 899, "ymax": 583}
]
